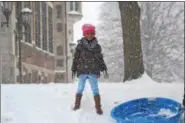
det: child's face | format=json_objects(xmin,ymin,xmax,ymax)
[{"xmin": 85, "ymin": 32, "xmax": 95, "ymax": 41}]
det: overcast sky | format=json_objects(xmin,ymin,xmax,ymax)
[{"xmin": 73, "ymin": 2, "xmax": 103, "ymax": 42}]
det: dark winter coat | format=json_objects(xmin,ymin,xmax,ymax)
[
  {"xmin": 183, "ymin": 93, "xmax": 185, "ymax": 107},
  {"xmin": 71, "ymin": 37, "xmax": 107, "ymax": 77}
]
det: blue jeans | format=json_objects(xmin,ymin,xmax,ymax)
[{"xmin": 76, "ymin": 74, "xmax": 99, "ymax": 96}]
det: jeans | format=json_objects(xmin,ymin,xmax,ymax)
[{"xmin": 76, "ymin": 74, "xmax": 99, "ymax": 96}]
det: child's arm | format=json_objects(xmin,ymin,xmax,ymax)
[
  {"xmin": 99, "ymin": 54, "xmax": 107, "ymax": 72},
  {"xmin": 95, "ymin": 45, "xmax": 107, "ymax": 72}
]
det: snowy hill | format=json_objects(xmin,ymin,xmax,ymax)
[{"xmin": 1, "ymin": 73, "xmax": 184, "ymax": 123}]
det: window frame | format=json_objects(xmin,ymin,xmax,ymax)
[
  {"xmin": 56, "ymin": 5, "xmax": 62, "ymax": 18},
  {"xmin": 56, "ymin": 23, "xmax": 62, "ymax": 32},
  {"xmin": 56, "ymin": 59, "xmax": 64, "ymax": 67}
]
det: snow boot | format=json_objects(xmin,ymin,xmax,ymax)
[
  {"xmin": 94, "ymin": 95, "xmax": 103, "ymax": 115},
  {"xmin": 73, "ymin": 94, "xmax": 82, "ymax": 111}
]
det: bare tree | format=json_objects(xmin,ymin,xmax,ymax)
[{"xmin": 119, "ymin": 2, "xmax": 144, "ymax": 82}]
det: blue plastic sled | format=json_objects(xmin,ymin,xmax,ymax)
[{"xmin": 111, "ymin": 97, "xmax": 184, "ymax": 123}]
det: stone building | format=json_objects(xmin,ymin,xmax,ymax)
[
  {"xmin": 52, "ymin": 2, "xmax": 82, "ymax": 83},
  {"xmin": 0, "ymin": 1, "xmax": 82, "ymax": 83},
  {"xmin": 66, "ymin": 2, "xmax": 82, "ymax": 83}
]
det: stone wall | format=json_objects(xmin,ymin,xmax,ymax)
[
  {"xmin": 21, "ymin": 42, "xmax": 55, "ymax": 70},
  {"xmin": 17, "ymin": 42, "xmax": 55, "ymax": 83},
  {"xmin": 0, "ymin": 4, "xmax": 16, "ymax": 84}
]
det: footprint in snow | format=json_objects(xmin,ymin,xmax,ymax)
[{"xmin": 1, "ymin": 116, "xmax": 13, "ymax": 123}]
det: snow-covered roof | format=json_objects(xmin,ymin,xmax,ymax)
[
  {"xmin": 68, "ymin": 11, "xmax": 82, "ymax": 15},
  {"xmin": 21, "ymin": 8, "xmax": 32, "ymax": 13}
]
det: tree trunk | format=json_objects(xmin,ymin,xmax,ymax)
[{"xmin": 119, "ymin": 2, "xmax": 144, "ymax": 82}]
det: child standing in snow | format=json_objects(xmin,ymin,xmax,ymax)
[{"xmin": 71, "ymin": 24, "xmax": 108, "ymax": 115}]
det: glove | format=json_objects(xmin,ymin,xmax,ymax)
[
  {"xmin": 103, "ymin": 70, "xmax": 109, "ymax": 79},
  {"xmin": 72, "ymin": 71, "xmax": 76, "ymax": 79}
]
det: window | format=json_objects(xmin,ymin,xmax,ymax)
[
  {"xmin": 57, "ymin": 59, "xmax": 64, "ymax": 67},
  {"xmin": 48, "ymin": 7, "xmax": 53, "ymax": 53},
  {"xmin": 15, "ymin": 2, "xmax": 22, "ymax": 56},
  {"xmin": 42, "ymin": 2, "xmax": 47, "ymax": 51},
  {"xmin": 55, "ymin": 73, "xmax": 64, "ymax": 83},
  {"xmin": 56, "ymin": 23, "xmax": 62, "ymax": 32},
  {"xmin": 32, "ymin": 69, "xmax": 38, "ymax": 83},
  {"xmin": 28, "ymin": 73, "xmax": 31, "ymax": 83},
  {"xmin": 70, "ymin": 2, "xmax": 78, "ymax": 11},
  {"xmin": 56, "ymin": 74, "xmax": 64, "ymax": 80},
  {"xmin": 16, "ymin": 2, "xmax": 22, "ymax": 18},
  {"xmin": 24, "ymin": 1, "xmax": 31, "ymax": 43},
  {"xmin": 35, "ymin": 2, "xmax": 41, "ymax": 48},
  {"xmin": 15, "ymin": 2, "xmax": 23, "ymax": 40},
  {"xmin": 56, "ymin": 5, "xmax": 62, "ymax": 18},
  {"xmin": 15, "ymin": 23, "xmax": 18, "ymax": 56},
  {"xmin": 57, "ymin": 45, "xmax": 63, "ymax": 55},
  {"xmin": 25, "ymin": 26, "xmax": 31, "ymax": 43},
  {"xmin": 24, "ymin": 2, "xmax": 31, "ymax": 8},
  {"xmin": 68, "ymin": 29, "xmax": 72, "ymax": 34}
]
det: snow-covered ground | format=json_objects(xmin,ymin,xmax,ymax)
[{"xmin": 1, "ymin": 74, "xmax": 184, "ymax": 123}]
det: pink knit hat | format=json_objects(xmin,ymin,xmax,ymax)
[{"xmin": 82, "ymin": 24, "xmax": 96, "ymax": 36}]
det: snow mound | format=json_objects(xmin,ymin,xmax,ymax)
[{"xmin": 122, "ymin": 72, "xmax": 155, "ymax": 85}]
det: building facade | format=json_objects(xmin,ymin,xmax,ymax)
[
  {"xmin": 53, "ymin": 2, "xmax": 82, "ymax": 83},
  {"xmin": 52, "ymin": 2, "xmax": 67, "ymax": 83},
  {"xmin": 0, "ymin": 1, "xmax": 82, "ymax": 83},
  {"xmin": 66, "ymin": 2, "xmax": 82, "ymax": 83}
]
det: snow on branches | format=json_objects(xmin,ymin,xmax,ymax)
[
  {"xmin": 97, "ymin": 2, "xmax": 124, "ymax": 82},
  {"xmin": 140, "ymin": 2, "xmax": 184, "ymax": 82}
]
